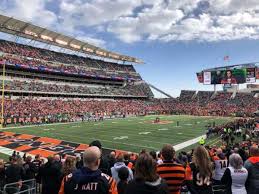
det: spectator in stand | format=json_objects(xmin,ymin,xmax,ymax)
[
  {"xmin": 221, "ymin": 153, "xmax": 248, "ymax": 194},
  {"xmin": 23, "ymin": 156, "xmax": 37, "ymax": 180},
  {"xmin": 212, "ymin": 148, "xmax": 228, "ymax": 185},
  {"xmin": 157, "ymin": 144, "xmax": 186, "ymax": 194},
  {"xmin": 75, "ymin": 154, "xmax": 83, "ymax": 169},
  {"xmin": 244, "ymin": 146, "xmax": 259, "ymax": 194},
  {"xmin": 39, "ymin": 156, "xmax": 62, "ymax": 194},
  {"xmin": 89, "ymin": 140, "xmax": 110, "ymax": 174},
  {"xmin": 5, "ymin": 157, "xmax": 24, "ymax": 193},
  {"xmin": 58, "ymin": 146, "xmax": 118, "ymax": 194},
  {"xmin": 117, "ymin": 167, "xmax": 129, "ymax": 194},
  {"xmin": 61, "ymin": 156, "xmax": 76, "ymax": 177},
  {"xmin": 125, "ymin": 153, "xmax": 169, "ymax": 194},
  {"xmin": 123, "ymin": 153, "xmax": 133, "ymax": 170},
  {"xmin": 0, "ymin": 159, "xmax": 5, "ymax": 190},
  {"xmin": 111, "ymin": 153, "xmax": 133, "ymax": 184},
  {"xmin": 188, "ymin": 145, "xmax": 213, "ymax": 194},
  {"xmin": 107, "ymin": 151, "xmax": 116, "ymax": 174}
]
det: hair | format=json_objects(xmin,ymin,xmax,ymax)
[
  {"xmin": 62, "ymin": 156, "xmax": 76, "ymax": 176},
  {"xmin": 161, "ymin": 144, "xmax": 175, "ymax": 161},
  {"xmin": 118, "ymin": 167, "xmax": 129, "ymax": 181},
  {"xmin": 0, "ymin": 159, "xmax": 4, "ymax": 168},
  {"xmin": 193, "ymin": 146, "xmax": 213, "ymax": 178},
  {"xmin": 124, "ymin": 153, "xmax": 130, "ymax": 161},
  {"xmin": 135, "ymin": 153, "xmax": 159, "ymax": 182},
  {"xmin": 250, "ymin": 146, "xmax": 259, "ymax": 157},
  {"xmin": 149, "ymin": 151, "xmax": 157, "ymax": 160},
  {"xmin": 116, "ymin": 153, "xmax": 124, "ymax": 162},
  {"xmin": 229, "ymin": 153, "xmax": 243, "ymax": 169}
]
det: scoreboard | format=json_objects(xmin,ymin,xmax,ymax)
[{"xmin": 197, "ymin": 63, "xmax": 258, "ymax": 85}]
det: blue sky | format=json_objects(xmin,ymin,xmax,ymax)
[{"xmin": 0, "ymin": 0, "xmax": 259, "ymax": 97}]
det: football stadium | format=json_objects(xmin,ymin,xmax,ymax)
[{"xmin": 0, "ymin": 2, "xmax": 258, "ymax": 194}]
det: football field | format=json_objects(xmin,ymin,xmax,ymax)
[{"xmin": 1, "ymin": 115, "xmax": 235, "ymax": 153}]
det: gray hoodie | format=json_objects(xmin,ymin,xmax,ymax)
[{"xmin": 110, "ymin": 162, "xmax": 133, "ymax": 183}]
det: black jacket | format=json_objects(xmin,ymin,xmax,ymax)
[
  {"xmin": 5, "ymin": 164, "xmax": 24, "ymax": 183},
  {"xmin": 125, "ymin": 177, "xmax": 169, "ymax": 194},
  {"xmin": 39, "ymin": 161, "xmax": 62, "ymax": 194}
]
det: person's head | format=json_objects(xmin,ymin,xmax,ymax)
[
  {"xmin": 47, "ymin": 156, "xmax": 54, "ymax": 164},
  {"xmin": 89, "ymin": 140, "xmax": 102, "ymax": 150},
  {"xmin": 118, "ymin": 167, "xmax": 129, "ymax": 182},
  {"xmin": 226, "ymin": 70, "xmax": 232, "ymax": 78},
  {"xmin": 35, "ymin": 154, "xmax": 40, "ymax": 160},
  {"xmin": 216, "ymin": 148, "xmax": 223, "ymax": 155},
  {"xmin": 161, "ymin": 144, "xmax": 175, "ymax": 161},
  {"xmin": 0, "ymin": 159, "xmax": 4, "ymax": 168},
  {"xmin": 83, "ymin": 146, "xmax": 101, "ymax": 170},
  {"xmin": 249, "ymin": 146, "xmax": 259, "ymax": 157},
  {"xmin": 135, "ymin": 153, "xmax": 159, "ymax": 182},
  {"xmin": 116, "ymin": 153, "xmax": 124, "ymax": 163},
  {"xmin": 109, "ymin": 151, "xmax": 116, "ymax": 159},
  {"xmin": 54, "ymin": 154, "xmax": 61, "ymax": 162},
  {"xmin": 123, "ymin": 152, "xmax": 130, "ymax": 161},
  {"xmin": 229, "ymin": 153, "xmax": 243, "ymax": 169},
  {"xmin": 63, "ymin": 156, "xmax": 76, "ymax": 175},
  {"xmin": 149, "ymin": 151, "xmax": 157, "ymax": 160},
  {"xmin": 234, "ymin": 147, "xmax": 239, "ymax": 153},
  {"xmin": 25, "ymin": 156, "xmax": 32, "ymax": 163},
  {"xmin": 193, "ymin": 146, "xmax": 213, "ymax": 178}
]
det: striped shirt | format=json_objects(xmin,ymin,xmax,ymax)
[{"xmin": 157, "ymin": 161, "xmax": 186, "ymax": 194}]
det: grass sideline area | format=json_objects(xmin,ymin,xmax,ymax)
[{"xmin": 1, "ymin": 115, "xmax": 234, "ymax": 153}]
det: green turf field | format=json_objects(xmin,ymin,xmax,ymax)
[{"xmin": 1, "ymin": 115, "xmax": 235, "ymax": 153}]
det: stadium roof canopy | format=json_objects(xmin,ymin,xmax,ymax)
[
  {"xmin": 202, "ymin": 62, "xmax": 259, "ymax": 71},
  {"xmin": 0, "ymin": 14, "xmax": 143, "ymax": 64}
]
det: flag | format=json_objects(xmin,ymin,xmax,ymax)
[{"xmin": 224, "ymin": 55, "xmax": 229, "ymax": 61}]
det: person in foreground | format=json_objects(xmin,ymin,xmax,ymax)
[
  {"xmin": 221, "ymin": 153, "xmax": 248, "ymax": 194},
  {"xmin": 59, "ymin": 146, "xmax": 118, "ymax": 194},
  {"xmin": 188, "ymin": 145, "xmax": 213, "ymax": 194},
  {"xmin": 125, "ymin": 152, "xmax": 169, "ymax": 194}
]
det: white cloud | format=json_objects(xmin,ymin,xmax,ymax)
[
  {"xmin": 2, "ymin": 0, "xmax": 259, "ymax": 44},
  {"xmin": 0, "ymin": 0, "xmax": 57, "ymax": 27},
  {"xmin": 77, "ymin": 35, "xmax": 106, "ymax": 48}
]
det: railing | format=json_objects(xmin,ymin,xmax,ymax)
[{"xmin": 3, "ymin": 179, "xmax": 36, "ymax": 194}]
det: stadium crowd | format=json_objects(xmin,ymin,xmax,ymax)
[
  {"xmin": 0, "ymin": 40, "xmax": 141, "ymax": 80},
  {"xmin": 0, "ymin": 118, "xmax": 258, "ymax": 194},
  {"xmin": 0, "ymin": 89, "xmax": 258, "ymax": 125},
  {"xmin": 2, "ymin": 79, "xmax": 151, "ymax": 97}
]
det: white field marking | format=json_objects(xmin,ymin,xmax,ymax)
[
  {"xmin": 175, "ymin": 126, "xmax": 182, "ymax": 128},
  {"xmin": 113, "ymin": 136, "xmax": 128, "ymax": 140},
  {"xmin": 0, "ymin": 146, "xmax": 47, "ymax": 162},
  {"xmin": 158, "ymin": 128, "xmax": 169, "ymax": 131},
  {"xmin": 177, "ymin": 133, "xmax": 183, "ymax": 135},
  {"xmin": 71, "ymin": 125, "xmax": 80, "ymax": 128},
  {"xmin": 196, "ymin": 122, "xmax": 201, "ymax": 124},
  {"xmin": 111, "ymin": 122, "xmax": 118, "ymax": 123},
  {"xmin": 173, "ymin": 134, "xmax": 206, "ymax": 151},
  {"xmin": 94, "ymin": 123, "xmax": 101, "ymax": 126},
  {"xmin": 138, "ymin": 122, "xmax": 143, "ymax": 124},
  {"xmin": 184, "ymin": 123, "xmax": 193, "ymax": 126},
  {"xmin": 138, "ymin": 132, "xmax": 151, "ymax": 135},
  {"xmin": 43, "ymin": 128, "xmax": 55, "ymax": 131}
]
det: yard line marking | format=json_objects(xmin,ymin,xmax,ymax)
[
  {"xmin": 138, "ymin": 132, "xmax": 151, "ymax": 135},
  {"xmin": 158, "ymin": 128, "xmax": 169, "ymax": 131},
  {"xmin": 173, "ymin": 134, "xmax": 206, "ymax": 151},
  {"xmin": 113, "ymin": 136, "xmax": 128, "ymax": 140}
]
